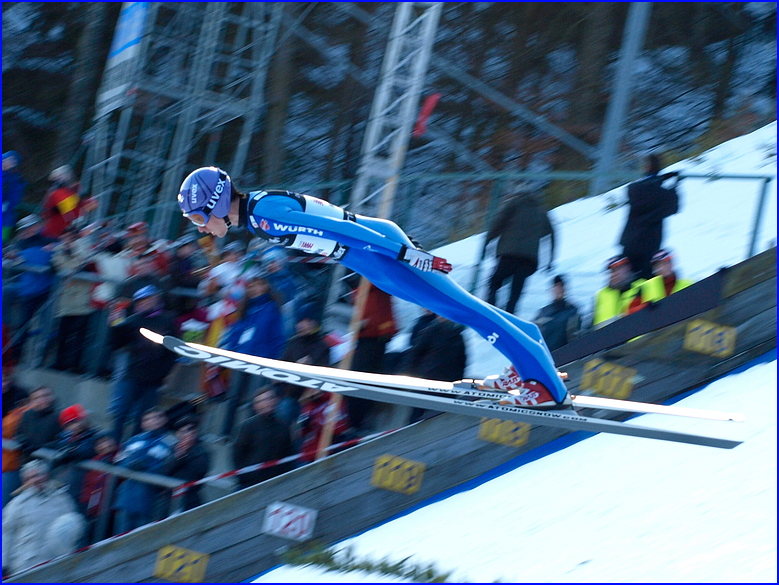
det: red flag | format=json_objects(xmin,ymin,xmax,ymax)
[{"xmin": 412, "ymin": 93, "xmax": 441, "ymax": 138}]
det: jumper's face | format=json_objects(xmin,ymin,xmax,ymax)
[{"xmin": 196, "ymin": 215, "xmax": 229, "ymax": 238}]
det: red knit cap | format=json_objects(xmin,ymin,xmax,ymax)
[{"xmin": 59, "ymin": 404, "xmax": 87, "ymax": 426}]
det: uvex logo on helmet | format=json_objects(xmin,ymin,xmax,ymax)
[{"xmin": 204, "ymin": 176, "xmax": 227, "ymax": 211}]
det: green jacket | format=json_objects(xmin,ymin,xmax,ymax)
[{"xmin": 592, "ymin": 279, "xmax": 645, "ymax": 329}]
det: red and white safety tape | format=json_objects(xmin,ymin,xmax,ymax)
[{"xmin": 171, "ymin": 428, "xmax": 398, "ymax": 497}]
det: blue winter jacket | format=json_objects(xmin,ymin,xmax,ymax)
[
  {"xmin": 267, "ymin": 269, "xmax": 306, "ymax": 306},
  {"xmin": 113, "ymin": 429, "xmax": 176, "ymax": 515},
  {"xmin": 15, "ymin": 234, "xmax": 55, "ymax": 297},
  {"xmin": 222, "ymin": 293, "xmax": 286, "ymax": 359},
  {"xmin": 2, "ymin": 169, "xmax": 25, "ymax": 229}
]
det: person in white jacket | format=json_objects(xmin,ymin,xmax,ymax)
[{"xmin": 2, "ymin": 460, "xmax": 85, "ymax": 576}]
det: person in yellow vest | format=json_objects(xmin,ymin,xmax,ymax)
[
  {"xmin": 592, "ymin": 256, "xmax": 645, "ymax": 329},
  {"xmin": 627, "ymin": 249, "xmax": 693, "ymax": 314}
]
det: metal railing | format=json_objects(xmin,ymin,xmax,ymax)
[{"xmin": 2, "ymin": 439, "xmax": 195, "ymax": 543}]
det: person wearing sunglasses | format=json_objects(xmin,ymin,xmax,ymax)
[{"xmin": 177, "ymin": 167, "xmax": 570, "ymax": 409}]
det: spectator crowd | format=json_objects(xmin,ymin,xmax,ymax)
[{"xmin": 2, "ymin": 153, "xmax": 691, "ymax": 577}]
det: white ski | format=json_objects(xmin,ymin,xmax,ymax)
[{"xmin": 141, "ymin": 330, "xmax": 743, "ymax": 450}]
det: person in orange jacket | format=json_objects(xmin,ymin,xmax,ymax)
[
  {"xmin": 349, "ymin": 280, "xmax": 398, "ymax": 431},
  {"xmin": 2, "ymin": 378, "xmax": 30, "ymax": 507}
]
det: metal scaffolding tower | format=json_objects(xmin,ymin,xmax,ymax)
[
  {"xmin": 323, "ymin": 2, "xmax": 442, "ymax": 329},
  {"xmin": 346, "ymin": 2, "xmax": 442, "ymax": 218},
  {"xmin": 85, "ymin": 2, "xmax": 282, "ymax": 238}
]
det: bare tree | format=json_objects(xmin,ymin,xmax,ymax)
[
  {"xmin": 261, "ymin": 4, "xmax": 297, "ymax": 185},
  {"xmin": 53, "ymin": 3, "xmax": 112, "ymax": 170}
]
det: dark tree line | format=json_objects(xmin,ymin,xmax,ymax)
[{"xmin": 3, "ymin": 2, "xmax": 775, "ymax": 221}]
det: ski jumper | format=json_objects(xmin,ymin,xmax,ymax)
[{"xmin": 240, "ymin": 190, "xmax": 567, "ymax": 403}]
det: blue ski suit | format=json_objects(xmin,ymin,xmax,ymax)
[{"xmin": 239, "ymin": 190, "xmax": 567, "ymax": 402}]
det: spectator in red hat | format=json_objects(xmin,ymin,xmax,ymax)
[
  {"xmin": 591, "ymin": 256, "xmax": 645, "ymax": 329},
  {"xmin": 51, "ymin": 404, "xmax": 98, "ymax": 509}
]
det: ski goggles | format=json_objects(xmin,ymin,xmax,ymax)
[{"xmin": 183, "ymin": 208, "xmax": 231, "ymax": 228}]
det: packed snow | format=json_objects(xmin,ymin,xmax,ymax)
[{"xmin": 253, "ymin": 123, "xmax": 777, "ymax": 582}]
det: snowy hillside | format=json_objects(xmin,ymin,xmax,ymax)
[{"xmin": 389, "ymin": 121, "xmax": 777, "ymax": 379}]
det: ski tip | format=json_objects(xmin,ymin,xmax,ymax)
[{"xmin": 139, "ymin": 328, "xmax": 164, "ymax": 344}]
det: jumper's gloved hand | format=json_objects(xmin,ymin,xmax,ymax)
[{"xmin": 399, "ymin": 246, "xmax": 452, "ymax": 274}]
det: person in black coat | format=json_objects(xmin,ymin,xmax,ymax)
[
  {"xmin": 15, "ymin": 386, "xmax": 60, "ymax": 464},
  {"xmin": 534, "ymin": 275, "xmax": 581, "ymax": 352},
  {"xmin": 275, "ymin": 303, "xmax": 332, "ymax": 431},
  {"xmin": 619, "ymin": 154, "xmax": 680, "ymax": 280},
  {"xmin": 109, "ymin": 285, "xmax": 177, "ymax": 441},
  {"xmin": 486, "ymin": 190, "xmax": 555, "ymax": 314},
  {"xmin": 168, "ymin": 416, "xmax": 211, "ymax": 511},
  {"xmin": 232, "ymin": 389, "xmax": 294, "ymax": 490},
  {"xmin": 402, "ymin": 314, "xmax": 468, "ymax": 424},
  {"xmin": 404, "ymin": 315, "xmax": 467, "ymax": 382}
]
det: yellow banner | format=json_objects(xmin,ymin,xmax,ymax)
[
  {"xmin": 581, "ymin": 358, "xmax": 637, "ymax": 400},
  {"xmin": 371, "ymin": 454, "xmax": 425, "ymax": 495},
  {"xmin": 56, "ymin": 193, "xmax": 80, "ymax": 215},
  {"xmin": 154, "ymin": 545, "xmax": 209, "ymax": 583},
  {"xmin": 478, "ymin": 418, "xmax": 531, "ymax": 447},
  {"xmin": 684, "ymin": 319, "xmax": 737, "ymax": 358}
]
